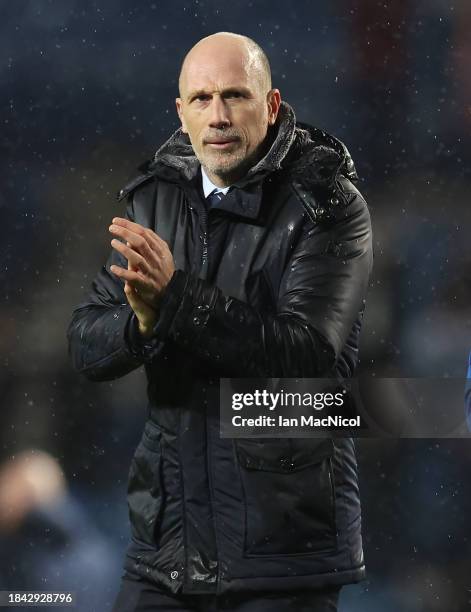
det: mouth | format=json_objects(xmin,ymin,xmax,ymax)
[{"xmin": 205, "ymin": 138, "xmax": 239, "ymax": 149}]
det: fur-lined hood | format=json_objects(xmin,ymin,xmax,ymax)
[{"xmin": 118, "ymin": 100, "xmax": 359, "ymax": 201}]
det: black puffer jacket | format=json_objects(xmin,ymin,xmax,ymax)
[{"xmin": 67, "ymin": 101, "xmax": 373, "ymax": 595}]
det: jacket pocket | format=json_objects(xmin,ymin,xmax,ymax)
[
  {"xmin": 127, "ymin": 420, "xmax": 163, "ymax": 546},
  {"xmin": 234, "ymin": 438, "xmax": 337, "ymax": 557}
]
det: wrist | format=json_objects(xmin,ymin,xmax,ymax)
[
  {"xmin": 138, "ymin": 322, "xmax": 155, "ymax": 339},
  {"xmin": 124, "ymin": 312, "xmax": 166, "ymax": 364}
]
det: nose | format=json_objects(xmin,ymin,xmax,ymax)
[{"xmin": 208, "ymin": 94, "xmax": 231, "ymax": 129}]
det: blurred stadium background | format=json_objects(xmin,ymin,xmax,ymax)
[{"xmin": 1, "ymin": 1, "xmax": 470, "ymax": 610}]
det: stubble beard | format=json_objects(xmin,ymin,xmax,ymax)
[
  {"xmin": 201, "ymin": 137, "xmax": 269, "ymax": 185},
  {"xmin": 203, "ymin": 149, "xmax": 248, "ymax": 184}
]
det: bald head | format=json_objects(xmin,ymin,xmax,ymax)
[
  {"xmin": 175, "ymin": 32, "xmax": 281, "ymax": 187},
  {"xmin": 178, "ymin": 32, "xmax": 272, "ymax": 97}
]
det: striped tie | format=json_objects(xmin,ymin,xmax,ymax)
[{"xmin": 207, "ymin": 189, "xmax": 226, "ymax": 206}]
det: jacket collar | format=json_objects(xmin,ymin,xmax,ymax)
[
  {"xmin": 118, "ymin": 101, "xmax": 359, "ymax": 222},
  {"xmin": 140, "ymin": 101, "xmax": 296, "ymax": 221},
  {"xmin": 149, "ymin": 100, "xmax": 297, "ymax": 188}
]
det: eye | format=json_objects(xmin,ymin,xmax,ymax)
[{"xmin": 225, "ymin": 91, "xmax": 243, "ymax": 99}]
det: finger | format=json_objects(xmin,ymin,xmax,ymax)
[
  {"xmin": 109, "ymin": 224, "xmax": 156, "ymax": 261},
  {"xmin": 111, "ymin": 217, "xmax": 149, "ymax": 235},
  {"xmin": 112, "ymin": 226, "xmax": 170, "ymax": 275},
  {"xmin": 111, "ymin": 238, "xmax": 151, "ymax": 275},
  {"xmin": 112, "ymin": 218, "xmax": 169, "ymax": 257},
  {"xmin": 144, "ymin": 230, "xmax": 170, "ymax": 259},
  {"xmin": 110, "ymin": 218, "xmax": 163, "ymax": 253},
  {"xmin": 110, "ymin": 264, "xmax": 149, "ymax": 290},
  {"xmin": 126, "ymin": 242, "xmax": 134, "ymax": 271}
]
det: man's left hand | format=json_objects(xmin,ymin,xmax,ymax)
[{"xmin": 109, "ymin": 217, "xmax": 175, "ymax": 310}]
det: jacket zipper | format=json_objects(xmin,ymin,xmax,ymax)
[
  {"xmin": 201, "ymin": 206, "xmax": 222, "ymax": 589},
  {"xmin": 192, "ymin": 202, "xmax": 220, "ymax": 589},
  {"xmin": 200, "ymin": 206, "xmax": 209, "ymax": 278}
]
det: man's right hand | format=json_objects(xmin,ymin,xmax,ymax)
[
  {"xmin": 124, "ymin": 280, "xmax": 158, "ymax": 339},
  {"xmin": 123, "ymin": 240, "xmax": 158, "ymax": 339},
  {"xmin": 108, "ymin": 219, "xmax": 176, "ymax": 339}
]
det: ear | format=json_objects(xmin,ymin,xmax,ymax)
[
  {"xmin": 175, "ymin": 98, "xmax": 188, "ymax": 133},
  {"xmin": 266, "ymin": 89, "xmax": 281, "ymax": 126}
]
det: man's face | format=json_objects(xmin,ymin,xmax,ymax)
[{"xmin": 176, "ymin": 47, "xmax": 280, "ymax": 186}]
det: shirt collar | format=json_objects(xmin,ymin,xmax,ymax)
[{"xmin": 201, "ymin": 165, "xmax": 232, "ymax": 198}]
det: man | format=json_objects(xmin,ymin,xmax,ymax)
[{"xmin": 67, "ymin": 32, "xmax": 373, "ymax": 612}]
